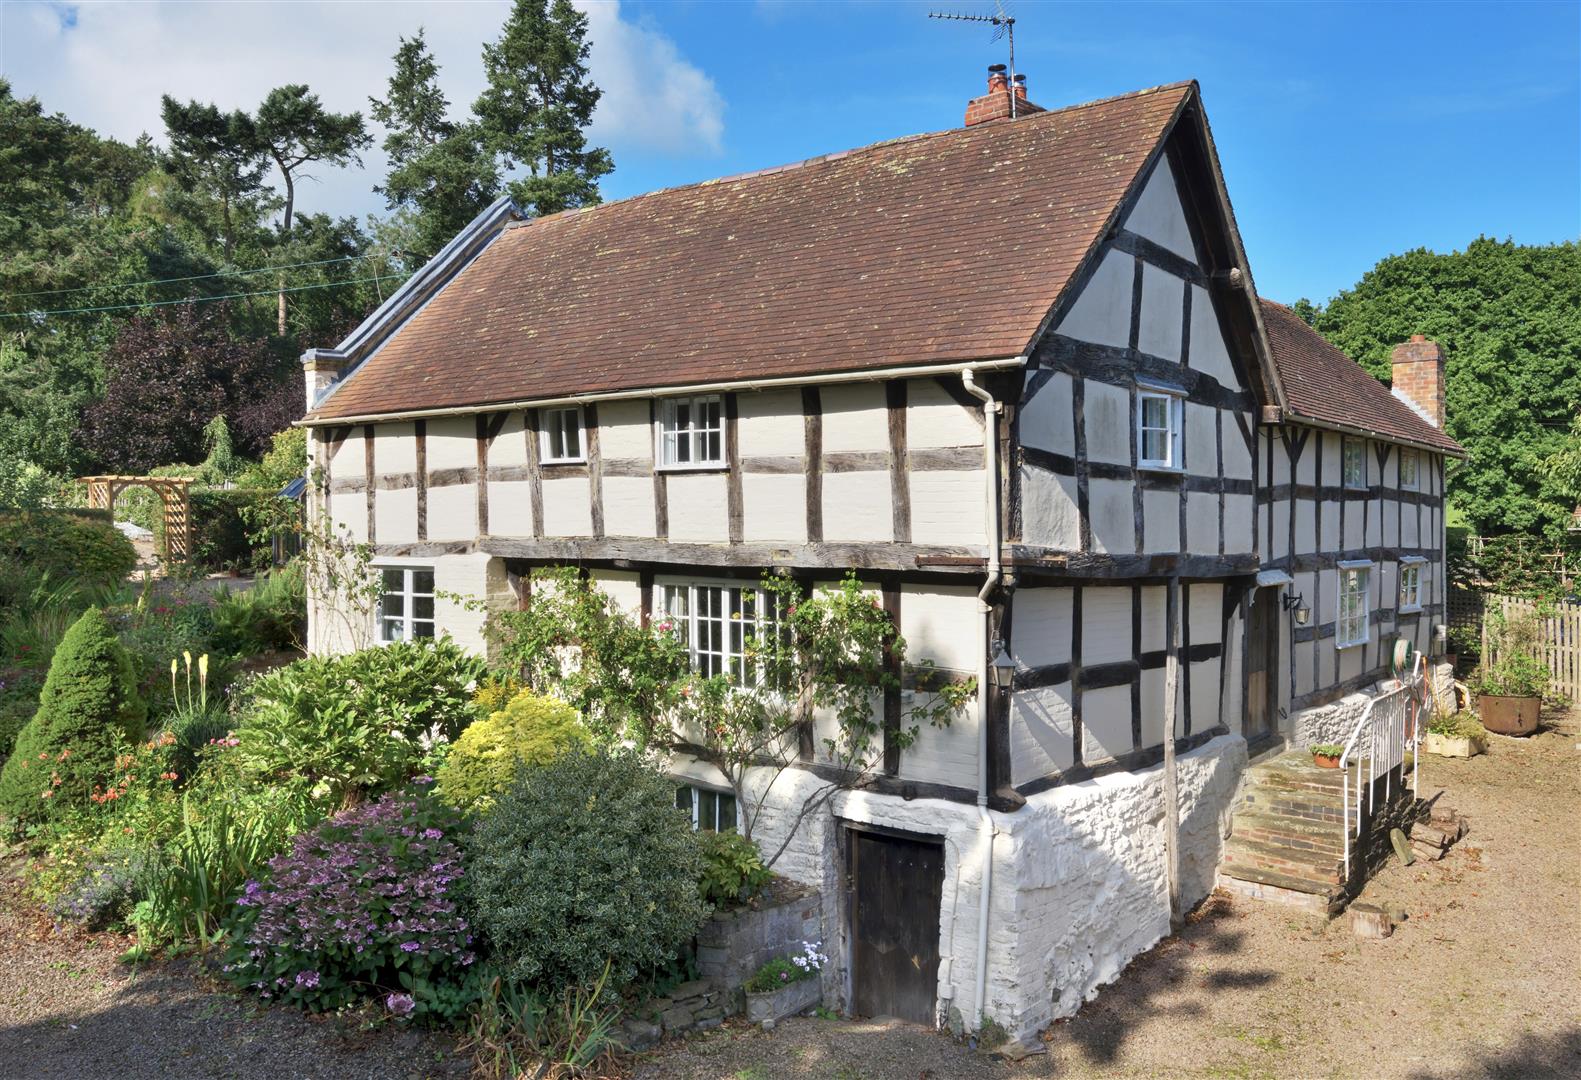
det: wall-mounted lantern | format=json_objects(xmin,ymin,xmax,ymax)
[
  {"xmin": 989, "ymin": 639, "xmax": 1016, "ymax": 692},
  {"xmin": 1281, "ymin": 590, "xmax": 1311, "ymax": 627}
]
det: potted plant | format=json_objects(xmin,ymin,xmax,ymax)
[
  {"xmin": 1422, "ymin": 712, "xmax": 1487, "ymax": 759},
  {"xmin": 1309, "ymin": 744, "xmax": 1344, "ymax": 769},
  {"xmin": 743, "ymin": 941, "xmax": 826, "ymax": 1026},
  {"xmin": 1470, "ymin": 610, "xmax": 1549, "ymax": 736}
]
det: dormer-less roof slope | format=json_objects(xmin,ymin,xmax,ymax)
[
  {"xmin": 1260, "ymin": 299, "xmax": 1464, "ymax": 456},
  {"xmin": 308, "ymin": 82, "xmax": 1195, "ymax": 421}
]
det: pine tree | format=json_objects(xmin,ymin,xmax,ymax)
[
  {"xmin": 160, "ymin": 97, "xmax": 270, "ymax": 262},
  {"xmin": 474, "ymin": 0, "xmax": 614, "ymax": 218},
  {"xmin": 0, "ymin": 607, "xmax": 146, "ymax": 830},
  {"xmin": 370, "ymin": 30, "xmax": 501, "ymax": 261}
]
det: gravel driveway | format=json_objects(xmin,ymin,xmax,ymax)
[
  {"xmin": 638, "ymin": 708, "xmax": 1581, "ymax": 1080},
  {"xmin": 3, "ymin": 710, "xmax": 1576, "ymax": 1079}
]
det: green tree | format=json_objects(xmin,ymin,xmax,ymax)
[
  {"xmin": 1311, "ymin": 238, "xmax": 1581, "ymax": 540},
  {"xmin": 474, "ymin": 0, "xmax": 613, "ymax": 218},
  {"xmin": 254, "ymin": 85, "xmax": 372, "ymax": 334},
  {"xmin": 160, "ymin": 96, "xmax": 271, "ymax": 261},
  {"xmin": 0, "ymin": 607, "xmax": 147, "ymax": 830},
  {"xmin": 370, "ymin": 29, "xmax": 501, "ymax": 260}
]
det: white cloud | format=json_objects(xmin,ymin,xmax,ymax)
[{"xmin": 0, "ymin": 0, "xmax": 725, "ymax": 221}]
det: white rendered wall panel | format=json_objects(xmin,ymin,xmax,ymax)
[
  {"xmin": 910, "ymin": 470, "xmax": 985, "ymax": 546},
  {"xmin": 603, "ymin": 476, "xmax": 655, "ymax": 538},
  {"xmin": 1054, "ymin": 249, "xmax": 1134, "ymax": 349},
  {"xmin": 737, "ymin": 389, "xmax": 804, "ymax": 458},
  {"xmin": 1082, "ymin": 684, "xmax": 1133, "ymax": 763},
  {"xmin": 820, "ymin": 384, "xmax": 888, "ymax": 453},
  {"xmin": 1122, "ymin": 157, "xmax": 1197, "ymax": 261},
  {"xmin": 1013, "ymin": 588, "xmax": 1073, "ymax": 669},
  {"xmin": 741, "ymin": 473, "xmax": 806, "ymax": 544},
  {"xmin": 541, "ymin": 476, "xmax": 593, "ymax": 537},
  {"xmin": 1085, "ymin": 381, "xmax": 1131, "ymax": 466},
  {"xmin": 822, "ymin": 471, "xmax": 892, "ymax": 542},
  {"xmin": 907, "ymin": 379, "xmax": 982, "ymax": 448},
  {"xmin": 1082, "ymin": 587, "xmax": 1133, "ymax": 665},
  {"xmin": 425, "ymin": 485, "xmax": 474, "ymax": 542},
  {"xmin": 1088, "ymin": 478, "xmax": 1135, "ymax": 553},
  {"xmin": 1019, "ymin": 372, "xmax": 1074, "ymax": 456},
  {"xmin": 1137, "ymin": 264, "xmax": 1184, "ymax": 362},
  {"xmin": 1021, "ymin": 470, "xmax": 1081, "ymax": 550},
  {"xmin": 665, "ymin": 473, "xmax": 728, "ymax": 542}
]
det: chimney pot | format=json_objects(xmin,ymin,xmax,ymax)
[
  {"xmin": 987, "ymin": 64, "xmax": 1009, "ymax": 94},
  {"xmin": 1410, "ymin": 333, "xmax": 1425, "ymax": 343}
]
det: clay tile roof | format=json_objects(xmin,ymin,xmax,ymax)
[
  {"xmin": 1259, "ymin": 299, "xmax": 1464, "ymax": 456},
  {"xmin": 309, "ymin": 82, "xmax": 1195, "ymax": 421}
]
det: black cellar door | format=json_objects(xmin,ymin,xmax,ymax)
[
  {"xmin": 848, "ymin": 828, "xmax": 944, "ymax": 1024},
  {"xmin": 1246, "ymin": 586, "xmax": 1280, "ymax": 739}
]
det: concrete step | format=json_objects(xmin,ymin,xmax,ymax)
[
  {"xmin": 1217, "ymin": 862, "xmax": 1347, "ymax": 915},
  {"xmin": 1222, "ymin": 837, "xmax": 1344, "ymax": 885}
]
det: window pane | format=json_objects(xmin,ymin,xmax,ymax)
[
  {"xmin": 564, "ymin": 411, "xmax": 581, "ymax": 457},
  {"xmin": 384, "ymin": 593, "xmax": 405, "ymax": 617},
  {"xmin": 413, "ymin": 621, "xmax": 435, "ymax": 639},
  {"xmin": 383, "ymin": 618, "xmax": 406, "ymax": 641},
  {"xmin": 1142, "ymin": 396, "xmax": 1169, "ymax": 428},
  {"xmin": 1143, "ymin": 429, "xmax": 1168, "ymax": 462},
  {"xmin": 698, "ymin": 789, "xmax": 718, "ymax": 832},
  {"xmin": 414, "ymin": 596, "xmax": 434, "ymax": 620},
  {"xmin": 718, "ymin": 793, "xmax": 737, "ymax": 833},
  {"xmin": 413, "ymin": 570, "xmax": 434, "ymax": 593},
  {"xmin": 383, "ymin": 568, "xmax": 404, "ymax": 591}
]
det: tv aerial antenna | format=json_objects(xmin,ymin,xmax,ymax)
[{"xmin": 929, "ymin": 2, "xmax": 1021, "ymax": 117}]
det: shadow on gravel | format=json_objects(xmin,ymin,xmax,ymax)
[
  {"xmin": 1050, "ymin": 894, "xmax": 1276, "ymax": 1068},
  {"xmin": 1405, "ymin": 1028, "xmax": 1581, "ymax": 1080}
]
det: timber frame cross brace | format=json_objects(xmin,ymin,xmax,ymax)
[{"xmin": 79, "ymin": 475, "xmax": 195, "ymax": 565}]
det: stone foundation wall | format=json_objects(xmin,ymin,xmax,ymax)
[
  {"xmin": 697, "ymin": 880, "xmax": 823, "ymax": 987},
  {"xmin": 1290, "ymin": 662, "xmax": 1455, "ymax": 749}
]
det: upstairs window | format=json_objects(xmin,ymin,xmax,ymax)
[
  {"xmin": 540, "ymin": 407, "xmax": 584, "ymax": 463},
  {"xmin": 676, "ymin": 783, "xmax": 737, "ymax": 832},
  {"xmin": 660, "ymin": 581, "xmax": 781, "ymax": 686},
  {"xmin": 1342, "ymin": 438, "xmax": 1366, "ymax": 489},
  {"xmin": 1399, "ymin": 558, "xmax": 1425, "ymax": 612},
  {"xmin": 1336, "ymin": 562, "xmax": 1371, "ymax": 648},
  {"xmin": 379, "ymin": 567, "xmax": 435, "ymax": 642},
  {"xmin": 1399, "ymin": 449, "xmax": 1420, "ymax": 491},
  {"xmin": 1137, "ymin": 390, "xmax": 1182, "ymax": 470},
  {"xmin": 659, "ymin": 396, "xmax": 724, "ymax": 469}
]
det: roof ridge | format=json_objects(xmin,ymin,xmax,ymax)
[{"xmin": 507, "ymin": 80, "xmax": 1197, "ymax": 234}]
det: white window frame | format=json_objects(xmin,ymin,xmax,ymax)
[
  {"xmin": 377, "ymin": 565, "xmax": 436, "ymax": 643},
  {"xmin": 675, "ymin": 782, "xmax": 738, "ymax": 832},
  {"xmin": 1398, "ymin": 448, "xmax": 1419, "ymax": 491},
  {"xmin": 1342, "ymin": 437, "xmax": 1367, "ymax": 489},
  {"xmin": 540, "ymin": 406, "xmax": 585, "ymax": 464},
  {"xmin": 657, "ymin": 578, "xmax": 781, "ymax": 686},
  {"xmin": 657, "ymin": 395, "xmax": 725, "ymax": 470},
  {"xmin": 1399, "ymin": 557, "xmax": 1426, "ymax": 613},
  {"xmin": 1136, "ymin": 387, "xmax": 1183, "ymax": 471},
  {"xmin": 1336, "ymin": 560, "xmax": 1372, "ymax": 648}
]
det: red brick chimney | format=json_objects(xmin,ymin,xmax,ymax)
[
  {"xmin": 964, "ymin": 65, "xmax": 1044, "ymax": 126},
  {"xmin": 1390, "ymin": 334, "xmax": 1446, "ymax": 429}
]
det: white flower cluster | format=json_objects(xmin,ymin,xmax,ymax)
[{"xmin": 789, "ymin": 939, "xmax": 828, "ymax": 973}]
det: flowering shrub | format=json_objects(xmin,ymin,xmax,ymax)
[
  {"xmin": 743, "ymin": 940, "xmax": 827, "ymax": 993},
  {"xmin": 48, "ymin": 847, "xmax": 148, "ymax": 930},
  {"xmin": 221, "ymin": 787, "xmax": 479, "ymax": 1025},
  {"xmin": 434, "ymin": 689, "xmax": 586, "ymax": 812}
]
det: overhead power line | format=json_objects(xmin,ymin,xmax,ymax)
[
  {"xmin": 2, "ymin": 251, "xmax": 419, "ymax": 302},
  {"xmin": 0, "ymin": 273, "xmax": 403, "ymax": 319}
]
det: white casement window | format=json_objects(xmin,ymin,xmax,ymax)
[
  {"xmin": 658, "ymin": 395, "xmax": 724, "ymax": 469},
  {"xmin": 1137, "ymin": 389, "xmax": 1182, "ymax": 469},
  {"xmin": 659, "ymin": 580, "xmax": 781, "ymax": 686},
  {"xmin": 378, "ymin": 566, "xmax": 435, "ymax": 642},
  {"xmin": 540, "ymin": 407, "xmax": 585, "ymax": 463},
  {"xmin": 1336, "ymin": 561, "xmax": 1371, "ymax": 648},
  {"xmin": 676, "ymin": 783, "xmax": 738, "ymax": 832},
  {"xmin": 1399, "ymin": 558, "xmax": 1425, "ymax": 612},
  {"xmin": 1399, "ymin": 449, "xmax": 1419, "ymax": 491},
  {"xmin": 1342, "ymin": 438, "xmax": 1366, "ymax": 489}
]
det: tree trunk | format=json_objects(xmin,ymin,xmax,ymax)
[{"xmin": 277, "ymin": 171, "xmax": 294, "ymax": 337}]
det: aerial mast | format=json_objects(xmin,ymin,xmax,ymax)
[{"xmin": 928, "ymin": 3, "xmax": 1020, "ymax": 118}]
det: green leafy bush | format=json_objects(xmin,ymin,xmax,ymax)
[
  {"xmin": 696, "ymin": 830, "xmax": 771, "ymax": 907},
  {"xmin": 1471, "ymin": 610, "xmax": 1553, "ymax": 699},
  {"xmin": 1427, "ymin": 712, "xmax": 1486, "ymax": 740},
  {"xmin": 221, "ymin": 788, "xmax": 477, "ymax": 1024},
  {"xmin": 469, "ymin": 749, "xmax": 709, "ymax": 1000},
  {"xmin": 234, "ymin": 638, "xmax": 485, "ymax": 805},
  {"xmin": 209, "ymin": 561, "xmax": 306, "ymax": 656},
  {"xmin": 0, "ymin": 510, "xmax": 137, "ymax": 592},
  {"xmin": 189, "ymin": 488, "xmax": 272, "ymax": 572},
  {"xmin": 742, "ymin": 941, "xmax": 826, "ymax": 993},
  {"xmin": 109, "ymin": 594, "xmax": 222, "ymax": 715},
  {"xmin": 435, "ymin": 689, "xmax": 587, "ymax": 811},
  {"xmin": 0, "ymin": 607, "xmax": 147, "ymax": 830}
]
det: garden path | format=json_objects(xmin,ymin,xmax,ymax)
[{"xmin": 637, "ymin": 707, "xmax": 1581, "ymax": 1080}]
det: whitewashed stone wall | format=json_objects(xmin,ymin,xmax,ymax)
[{"xmin": 1289, "ymin": 661, "xmax": 1454, "ymax": 750}]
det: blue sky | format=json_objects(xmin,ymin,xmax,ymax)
[{"xmin": 5, "ymin": 0, "xmax": 1577, "ymax": 304}]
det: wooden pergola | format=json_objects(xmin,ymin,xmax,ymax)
[{"xmin": 79, "ymin": 475, "xmax": 194, "ymax": 563}]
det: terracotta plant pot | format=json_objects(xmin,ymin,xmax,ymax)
[
  {"xmin": 1312, "ymin": 753, "xmax": 1341, "ymax": 769},
  {"xmin": 1478, "ymin": 694, "xmax": 1541, "ymax": 736}
]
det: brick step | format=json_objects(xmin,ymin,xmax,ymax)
[
  {"xmin": 1236, "ymin": 790, "xmax": 1346, "ymax": 820},
  {"xmin": 1229, "ymin": 812, "xmax": 1346, "ymax": 857},
  {"xmin": 1222, "ymin": 837, "xmax": 1344, "ymax": 885},
  {"xmin": 1240, "ymin": 763, "xmax": 1348, "ymax": 797},
  {"xmin": 1217, "ymin": 861, "xmax": 1347, "ymax": 910}
]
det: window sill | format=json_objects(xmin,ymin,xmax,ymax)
[
  {"xmin": 1137, "ymin": 462, "xmax": 1182, "ymax": 474},
  {"xmin": 657, "ymin": 462, "xmax": 728, "ymax": 474},
  {"xmin": 1399, "ymin": 605, "xmax": 1424, "ymax": 615},
  {"xmin": 541, "ymin": 457, "xmax": 587, "ymax": 467},
  {"xmin": 1336, "ymin": 639, "xmax": 1369, "ymax": 650}
]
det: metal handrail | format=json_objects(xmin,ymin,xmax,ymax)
[{"xmin": 1339, "ymin": 655, "xmax": 1427, "ymax": 879}]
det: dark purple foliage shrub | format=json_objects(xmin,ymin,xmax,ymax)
[
  {"xmin": 77, "ymin": 302, "xmax": 299, "ymax": 472},
  {"xmin": 221, "ymin": 787, "xmax": 480, "ymax": 1024}
]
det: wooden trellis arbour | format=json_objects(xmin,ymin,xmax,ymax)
[{"xmin": 79, "ymin": 475, "xmax": 194, "ymax": 562}]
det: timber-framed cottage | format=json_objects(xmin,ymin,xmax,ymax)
[{"xmin": 297, "ymin": 72, "xmax": 1463, "ymax": 1042}]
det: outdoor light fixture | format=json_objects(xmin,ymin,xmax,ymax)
[
  {"xmin": 1282, "ymin": 590, "xmax": 1311, "ymax": 627},
  {"xmin": 989, "ymin": 639, "xmax": 1016, "ymax": 692}
]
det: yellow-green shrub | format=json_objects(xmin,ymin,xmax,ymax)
[{"xmin": 436, "ymin": 690, "xmax": 586, "ymax": 811}]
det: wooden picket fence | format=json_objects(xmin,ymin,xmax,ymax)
[{"xmin": 1482, "ymin": 593, "xmax": 1581, "ymax": 703}]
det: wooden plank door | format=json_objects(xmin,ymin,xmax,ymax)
[
  {"xmin": 848, "ymin": 828, "xmax": 944, "ymax": 1024},
  {"xmin": 1246, "ymin": 586, "xmax": 1279, "ymax": 739}
]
